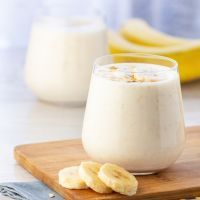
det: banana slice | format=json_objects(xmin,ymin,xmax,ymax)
[
  {"xmin": 79, "ymin": 161, "xmax": 112, "ymax": 194},
  {"xmin": 98, "ymin": 163, "xmax": 138, "ymax": 196},
  {"xmin": 58, "ymin": 166, "xmax": 88, "ymax": 189}
]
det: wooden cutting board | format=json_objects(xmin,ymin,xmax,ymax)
[{"xmin": 14, "ymin": 126, "xmax": 200, "ymax": 200}]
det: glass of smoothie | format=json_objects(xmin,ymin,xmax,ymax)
[
  {"xmin": 25, "ymin": 1, "xmax": 107, "ymax": 105},
  {"xmin": 82, "ymin": 53, "xmax": 186, "ymax": 175}
]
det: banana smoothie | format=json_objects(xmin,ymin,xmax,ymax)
[
  {"xmin": 82, "ymin": 60, "xmax": 185, "ymax": 173},
  {"xmin": 25, "ymin": 17, "xmax": 107, "ymax": 104}
]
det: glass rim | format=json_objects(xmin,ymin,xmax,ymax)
[
  {"xmin": 94, "ymin": 53, "xmax": 178, "ymax": 73},
  {"xmin": 34, "ymin": 15, "xmax": 105, "ymax": 29}
]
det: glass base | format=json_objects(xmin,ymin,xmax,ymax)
[
  {"xmin": 132, "ymin": 172, "xmax": 156, "ymax": 176},
  {"xmin": 39, "ymin": 99, "xmax": 86, "ymax": 107}
]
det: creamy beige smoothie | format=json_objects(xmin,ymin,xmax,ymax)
[
  {"xmin": 25, "ymin": 17, "xmax": 107, "ymax": 104},
  {"xmin": 82, "ymin": 62, "xmax": 185, "ymax": 173}
]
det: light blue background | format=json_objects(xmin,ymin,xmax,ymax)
[{"xmin": 0, "ymin": 0, "xmax": 200, "ymax": 48}]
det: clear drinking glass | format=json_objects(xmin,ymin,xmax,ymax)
[
  {"xmin": 82, "ymin": 53, "xmax": 186, "ymax": 174},
  {"xmin": 25, "ymin": 1, "xmax": 107, "ymax": 105}
]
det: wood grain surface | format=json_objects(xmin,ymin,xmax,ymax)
[{"xmin": 14, "ymin": 126, "xmax": 200, "ymax": 200}]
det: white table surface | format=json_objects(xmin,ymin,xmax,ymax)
[{"xmin": 0, "ymin": 48, "xmax": 200, "ymax": 199}]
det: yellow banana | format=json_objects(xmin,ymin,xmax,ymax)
[
  {"xmin": 120, "ymin": 19, "xmax": 194, "ymax": 47},
  {"xmin": 108, "ymin": 31, "xmax": 200, "ymax": 82}
]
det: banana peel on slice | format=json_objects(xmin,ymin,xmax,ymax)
[
  {"xmin": 120, "ymin": 18, "xmax": 195, "ymax": 47},
  {"xmin": 108, "ymin": 31, "xmax": 200, "ymax": 83}
]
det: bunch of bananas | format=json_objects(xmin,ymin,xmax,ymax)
[{"xmin": 108, "ymin": 19, "xmax": 200, "ymax": 82}]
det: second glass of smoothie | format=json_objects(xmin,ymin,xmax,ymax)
[{"xmin": 82, "ymin": 53, "xmax": 185, "ymax": 174}]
